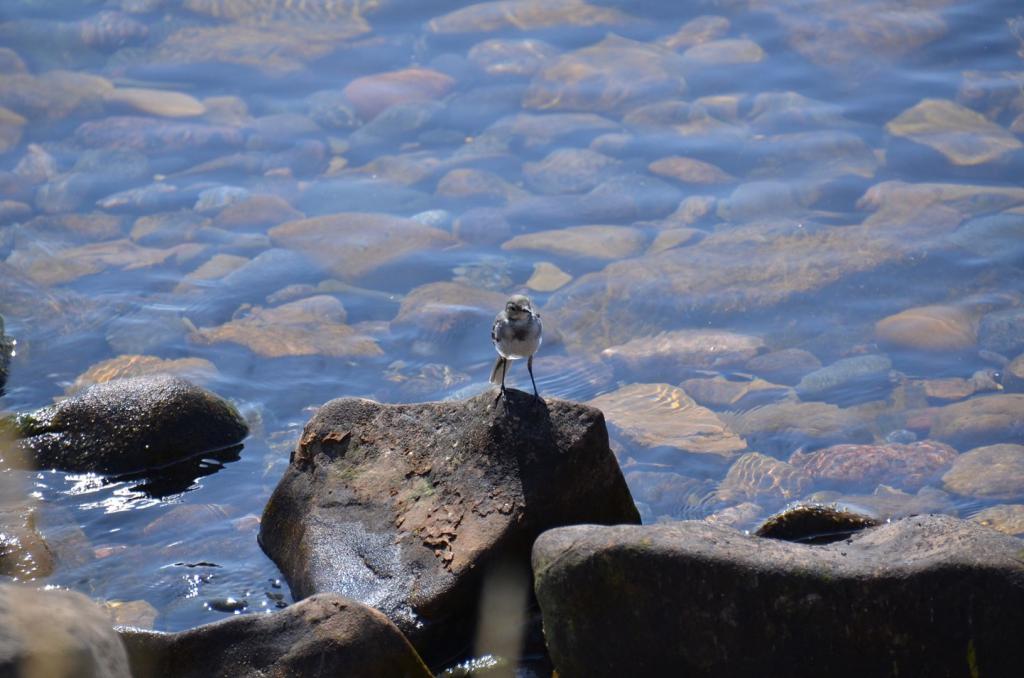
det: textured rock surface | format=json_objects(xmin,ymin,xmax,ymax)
[
  {"xmin": 120, "ymin": 593, "xmax": 430, "ymax": 678},
  {"xmin": 14, "ymin": 375, "xmax": 248, "ymax": 474},
  {"xmin": 928, "ymin": 394, "xmax": 1024, "ymax": 448},
  {"xmin": 533, "ymin": 515, "xmax": 1024, "ymax": 678},
  {"xmin": 789, "ymin": 440, "xmax": 957, "ymax": 492},
  {"xmin": 0, "ymin": 584, "xmax": 131, "ymax": 678},
  {"xmin": 259, "ymin": 389, "xmax": 639, "ymax": 662},
  {"xmin": 942, "ymin": 444, "xmax": 1024, "ymax": 500}
]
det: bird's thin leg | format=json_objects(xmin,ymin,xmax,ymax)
[
  {"xmin": 528, "ymin": 355, "xmax": 539, "ymax": 399},
  {"xmin": 500, "ymin": 358, "xmax": 508, "ymax": 398}
]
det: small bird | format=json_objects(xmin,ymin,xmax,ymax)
[{"xmin": 490, "ymin": 294, "xmax": 542, "ymax": 399}]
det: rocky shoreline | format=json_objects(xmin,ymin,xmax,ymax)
[{"xmin": 1, "ymin": 369, "xmax": 1023, "ymax": 676}]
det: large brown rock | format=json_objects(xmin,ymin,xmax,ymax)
[
  {"xmin": 928, "ymin": 394, "xmax": 1024, "ymax": 448},
  {"xmin": 0, "ymin": 584, "xmax": 131, "ymax": 678},
  {"xmin": 789, "ymin": 440, "xmax": 957, "ymax": 492},
  {"xmin": 121, "ymin": 593, "xmax": 430, "ymax": 678},
  {"xmin": 259, "ymin": 389, "xmax": 638, "ymax": 663},
  {"xmin": 532, "ymin": 515, "xmax": 1024, "ymax": 678}
]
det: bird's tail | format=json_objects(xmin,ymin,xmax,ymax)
[{"xmin": 489, "ymin": 356, "xmax": 507, "ymax": 385}]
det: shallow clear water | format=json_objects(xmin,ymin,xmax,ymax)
[{"xmin": 1, "ymin": 0, "xmax": 1023, "ymax": 664}]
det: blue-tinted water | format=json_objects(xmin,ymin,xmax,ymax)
[{"xmin": 1, "ymin": 0, "xmax": 1023, "ymax": 662}]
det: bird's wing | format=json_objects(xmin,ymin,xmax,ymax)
[{"xmin": 490, "ymin": 314, "xmax": 502, "ymax": 343}]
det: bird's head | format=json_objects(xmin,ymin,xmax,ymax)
[{"xmin": 505, "ymin": 294, "xmax": 534, "ymax": 320}]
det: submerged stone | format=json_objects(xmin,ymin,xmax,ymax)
[
  {"xmin": 716, "ymin": 452, "xmax": 810, "ymax": 505},
  {"xmin": 526, "ymin": 261, "xmax": 573, "ymax": 292},
  {"xmin": 886, "ymin": 98, "xmax": 1022, "ymax": 166},
  {"xmin": 524, "ymin": 34, "xmax": 687, "ymax": 113},
  {"xmin": 600, "ymin": 329, "xmax": 765, "ymax": 380},
  {"xmin": 971, "ymin": 504, "xmax": 1024, "ymax": 537},
  {"xmin": 648, "ymin": 156, "xmax": 733, "ymax": 185},
  {"xmin": 14, "ymin": 375, "xmax": 248, "ymax": 475},
  {"xmin": 103, "ymin": 87, "xmax": 206, "ymax": 118},
  {"xmin": 532, "ymin": 515, "xmax": 1024, "ymax": 678},
  {"xmin": 342, "ymin": 68, "xmax": 455, "ymax": 122},
  {"xmin": 191, "ymin": 296, "xmax": 382, "ymax": 359},
  {"xmin": 68, "ymin": 355, "xmax": 218, "ymax": 395},
  {"xmin": 268, "ymin": 212, "xmax": 455, "ymax": 282},
  {"xmin": 789, "ymin": 440, "xmax": 957, "ymax": 492},
  {"xmin": 724, "ymin": 400, "xmax": 872, "ymax": 457},
  {"xmin": 427, "ymin": 0, "xmax": 637, "ymax": 35},
  {"xmin": 942, "ymin": 444, "xmax": 1024, "ymax": 501},
  {"xmin": 744, "ymin": 348, "xmax": 822, "ymax": 386},
  {"xmin": 795, "ymin": 354, "xmax": 893, "ymax": 404},
  {"xmin": 875, "ymin": 304, "xmax": 978, "ymax": 352},
  {"xmin": 468, "ymin": 38, "xmax": 559, "ymax": 77},
  {"xmin": 928, "ymin": 394, "xmax": 1024, "ymax": 448},
  {"xmin": 502, "ymin": 225, "xmax": 645, "ymax": 260},
  {"xmin": 588, "ymin": 383, "xmax": 747, "ymax": 459},
  {"xmin": 259, "ymin": 389, "xmax": 638, "ymax": 662}
]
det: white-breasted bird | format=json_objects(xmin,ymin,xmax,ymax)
[{"xmin": 489, "ymin": 294, "xmax": 542, "ymax": 399}]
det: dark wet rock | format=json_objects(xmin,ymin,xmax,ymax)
[
  {"xmin": 258, "ymin": 389, "xmax": 639, "ymax": 662},
  {"xmin": 942, "ymin": 444, "xmax": 1024, "ymax": 501},
  {"xmin": 0, "ymin": 584, "xmax": 131, "ymax": 677},
  {"xmin": 468, "ymin": 38, "xmax": 559, "ymax": 77},
  {"xmin": 268, "ymin": 212, "xmax": 455, "ymax": 282},
  {"xmin": 971, "ymin": 504, "xmax": 1024, "ymax": 537},
  {"xmin": 875, "ymin": 304, "xmax": 979, "ymax": 352},
  {"xmin": 426, "ymin": 0, "xmax": 638, "ymax": 36},
  {"xmin": 795, "ymin": 354, "xmax": 893, "ymax": 404},
  {"xmin": 525, "ymin": 34, "xmax": 686, "ymax": 113},
  {"xmin": 533, "ymin": 514, "xmax": 1024, "ymax": 678},
  {"xmin": 14, "ymin": 375, "xmax": 248, "ymax": 475},
  {"xmin": 75, "ymin": 116, "xmax": 244, "ymax": 153},
  {"xmin": 979, "ymin": 307, "xmax": 1024, "ymax": 356},
  {"xmin": 120, "ymin": 593, "xmax": 430, "ymax": 678},
  {"xmin": 715, "ymin": 452, "xmax": 810, "ymax": 506},
  {"xmin": 928, "ymin": 394, "xmax": 1024, "ymax": 448},
  {"xmin": 589, "ymin": 383, "xmax": 746, "ymax": 462},
  {"xmin": 522, "ymin": 148, "xmax": 619, "ymax": 195},
  {"xmin": 724, "ymin": 400, "xmax": 873, "ymax": 457},
  {"xmin": 789, "ymin": 440, "xmax": 956, "ymax": 492},
  {"xmin": 600, "ymin": 329, "xmax": 765, "ymax": 380},
  {"xmin": 754, "ymin": 503, "xmax": 879, "ymax": 543},
  {"xmin": 886, "ymin": 98, "xmax": 1022, "ymax": 166},
  {"xmin": 744, "ymin": 348, "xmax": 822, "ymax": 386}
]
